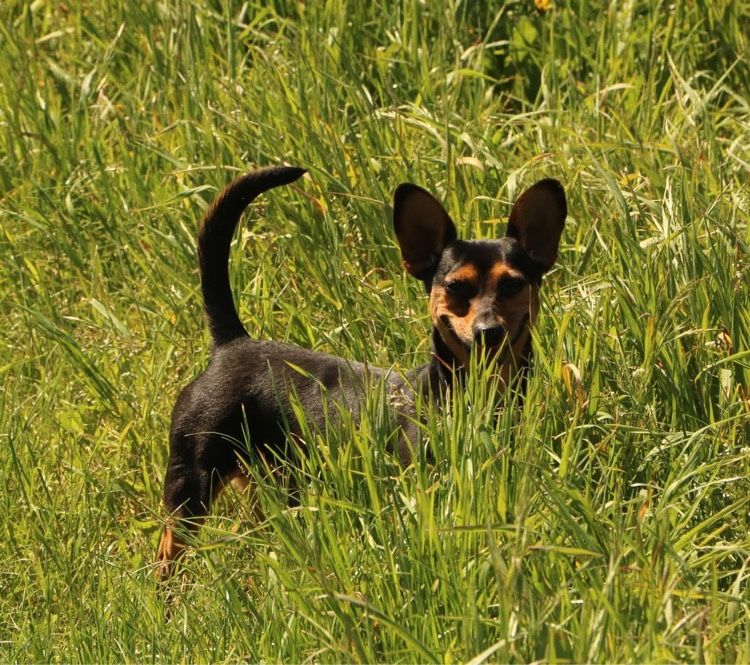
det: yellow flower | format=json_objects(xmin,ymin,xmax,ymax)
[{"xmin": 535, "ymin": 0, "xmax": 552, "ymax": 11}]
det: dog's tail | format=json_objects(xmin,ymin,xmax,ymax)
[{"xmin": 198, "ymin": 166, "xmax": 306, "ymax": 345}]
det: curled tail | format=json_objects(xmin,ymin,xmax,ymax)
[{"xmin": 198, "ymin": 166, "xmax": 306, "ymax": 345}]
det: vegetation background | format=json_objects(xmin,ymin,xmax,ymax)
[{"xmin": 1, "ymin": 0, "xmax": 748, "ymax": 661}]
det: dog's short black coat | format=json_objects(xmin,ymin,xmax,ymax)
[{"xmin": 156, "ymin": 166, "xmax": 566, "ymax": 579}]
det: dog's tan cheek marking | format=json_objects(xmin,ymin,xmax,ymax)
[
  {"xmin": 430, "ymin": 288, "xmax": 470, "ymax": 364},
  {"xmin": 449, "ymin": 301, "xmax": 477, "ymax": 342},
  {"xmin": 436, "ymin": 286, "xmax": 479, "ymax": 341},
  {"xmin": 437, "ymin": 319, "xmax": 470, "ymax": 365},
  {"xmin": 430, "ymin": 287, "xmax": 466, "ymax": 333}
]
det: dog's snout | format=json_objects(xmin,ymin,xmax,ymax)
[{"xmin": 473, "ymin": 322, "xmax": 506, "ymax": 347}]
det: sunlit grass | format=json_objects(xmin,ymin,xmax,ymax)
[{"xmin": 1, "ymin": 0, "xmax": 748, "ymax": 661}]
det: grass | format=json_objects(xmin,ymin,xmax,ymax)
[{"xmin": 1, "ymin": 0, "xmax": 748, "ymax": 661}]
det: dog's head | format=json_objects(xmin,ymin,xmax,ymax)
[{"xmin": 394, "ymin": 178, "xmax": 566, "ymax": 374}]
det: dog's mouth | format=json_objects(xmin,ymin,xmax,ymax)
[
  {"xmin": 435, "ymin": 315, "xmax": 471, "ymax": 366},
  {"xmin": 472, "ymin": 337, "xmax": 509, "ymax": 369},
  {"xmin": 481, "ymin": 314, "xmax": 529, "ymax": 354},
  {"xmin": 439, "ymin": 314, "xmax": 530, "ymax": 367}
]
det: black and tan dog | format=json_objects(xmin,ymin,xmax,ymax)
[{"xmin": 156, "ymin": 166, "xmax": 566, "ymax": 579}]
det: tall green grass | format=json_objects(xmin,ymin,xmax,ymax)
[{"xmin": 1, "ymin": 0, "xmax": 748, "ymax": 661}]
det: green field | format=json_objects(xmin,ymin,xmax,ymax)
[{"xmin": 1, "ymin": 0, "xmax": 749, "ymax": 661}]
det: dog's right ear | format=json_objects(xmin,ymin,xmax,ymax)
[
  {"xmin": 506, "ymin": 178, "xmax": 567, "ymax": 272},
  {"xmin": 393, "ymin": 184, "xmax": 457, "ymax": 281}
]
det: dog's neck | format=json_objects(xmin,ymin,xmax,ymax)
[
  {"xmin": 430, "ymin": 326, "xmax": 465, "ymax": 380},
  {"xmin": 414, "ymin": 327, "xmax": 533, "ymax": 400}
]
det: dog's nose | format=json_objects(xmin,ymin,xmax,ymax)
[{"xmin": 473, "ymin": 323, "xmax": 506, "ymax": 347}]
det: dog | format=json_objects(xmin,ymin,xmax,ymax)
[{"xmin": 155, "ymin": 166, "xmax": 566, "ymax": 580}]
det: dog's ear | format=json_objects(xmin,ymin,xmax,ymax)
[
  {"xmin": 394, "ymin": 184, "xmax": 457, "ymax": 280},
  {"xmin": 506, "ymin": 178, "xmax": 566, "ymax": 272}
]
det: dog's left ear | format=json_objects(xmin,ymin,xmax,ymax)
[
  {"xmin": 506, "ymin": 178, "xmax": 567, "ymax": 272},
  {"xmin": 393, "ymin": 184, "xmax": 457, "ymax": 281}
]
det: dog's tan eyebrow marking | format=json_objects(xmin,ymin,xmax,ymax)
[
  {"xmin": 489, "ymin": 263, "xmax": 525, "ymax": 283},
  {"xmin": 445, "ymin": 265, "xmax": 479, "ymax": 282}
]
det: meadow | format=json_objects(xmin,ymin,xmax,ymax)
[{"xmin": 1, "ymin": 0, "xmax": 748, "ymax": 661}]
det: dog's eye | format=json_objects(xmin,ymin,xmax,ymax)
[
  {"xmin": 444, "ymin": 280, "xmax": 476, "ymax": 299},
  {"xmin": 497, "ymin": 276, "xmax": 527, "ymax": 298}
]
